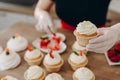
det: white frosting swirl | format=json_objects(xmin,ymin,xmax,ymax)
[
  {"xmin": 0, "ymin": 46, "xmax": 3, "ymax": 53},
  {"xmin": 0, "ymin": 50, "xmax": 21, "ymax": 71},
  {"xmin": 44, "ymin": 52, "xmax": 62, "ymax": 65},
  {"xmin": 69, "ymin": 52, "xmax": 87, "ymax": 64},
  {"xmin": 25, "ymin": 66, "xmax": 43, "ymax": 79},
  {"xmin": 76, "ymin": 21, "xmax": 97, "ymax": 35},
  {"xmin": 25, "ymin": 49, "xmax": 42, "ymax": 59},
  {"xmin": 7, "ymin": 36, "xmax": 28, "ymax": 52},
  {"xmin": 73, "ymin": 67, "xmax": 95, "ymax": 80},
  {"xmin": 2, "ymin": 75, "xmax": 18, "ymax": 80},
  {"xmin": 45, "ymin": 73, "xmax": 64, "ymax": 80}
]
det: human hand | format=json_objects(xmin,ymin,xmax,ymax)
[
  {"xmin": 34, "ymin": 8, "xmax": 56, "ymax": 33},
  {"xmin": 86, "ymin": 23, "xmax": 120, "ymax": 53}
]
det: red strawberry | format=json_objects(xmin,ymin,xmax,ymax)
[
  {"xmin": 40, "ymin": 39, "xmax": 50, "ymax": 49},
  {"xmin": 79, "ymin": 51, "xmax": 83, "ymax": 56},
  {"xmin": 49, "ymin": 50, "xmax": 54, "ymax": 59},
  {"xmin": 110, "ymin": 56, "xmax": 120, "ymax": 62},
  {"xmin": 107, "ymin": 50, "xmax": 115, "ymax": 58},
  {"xmin": 115, "ymin": 43, "xmax": 120, "ymax": 51},
  {"xmin": 52, "ymin": 36, "xmax": 61, "ymax": 44},
  {"xmin": 118, "ymin": 54, "xmax": 120, "ymax": 60},
  {"xmin": 27, "ymin": 45, "xmax": 32, "ymax": 51}
]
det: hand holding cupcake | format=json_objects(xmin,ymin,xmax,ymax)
[{"xmin": 74, "ymin": 21, "xmax": 98, "ymax": 47}]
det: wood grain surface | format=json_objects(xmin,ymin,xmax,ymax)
[{"xmin": 0, "ymin": 22, "xmax": 120, "ymax": 80}]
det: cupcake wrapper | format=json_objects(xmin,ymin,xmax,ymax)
[
  {"xmin": 43, "ymin": 59, "xmax": 64, "ymax": 72},
  {"xmin": 24, "ymin": 54, "xmax": 43, "ymax": 66},
  {"xmin": 68, "ymin": 59, "xmax": 88, "ymax": 70}
]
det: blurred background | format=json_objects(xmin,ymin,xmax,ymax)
[{"xmin": 0, "ymin": 0, "xmax": 120, "ymax": 31}]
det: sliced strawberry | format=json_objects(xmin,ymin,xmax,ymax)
[
  {"xmin": 52, "ymin": 36, "xmax": 61, "ymax": 44},
  {"xmin": 117, "ymin": 54, "xmax": 120, "ymax": 60},
  {"xmin": 110, "ymin": 56, "xmax": 120, "ymax": 62},
  {"xmin": 27, "ymin": 45, "xmax": 32, "ymax": 51},
  {"xmin": 107, "ymin": 50, "xmax": 115, "ymax": 58},
  {"xmin": 49, "ymin": 50, "xmax": 54, "ymax": 59},
  {"xmin": 79, "ymin": 51, "xmax": 83, "ymax": 56},
  {"xmin": 40, "ymin": 39, "xmax": 50, "ymax": 49}
]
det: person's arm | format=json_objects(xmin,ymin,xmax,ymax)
[
  {"xmin": 36, "ymin": 0, "xmax": 54, "ymax": 11},
  {"xmin": 86, "ymin": 23, "xmax": 120, "ymax": 53},
  {"xmin": 34, "ymin": 0, "xmax": 56, "ymax": 33}
]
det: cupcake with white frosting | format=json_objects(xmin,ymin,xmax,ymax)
[
  {"xmin": 7, "ymin": 33, "xmax": 28, "ymax": 52},
  {"xmin": 72, "ymin": 41, "xmax": 88, "ymax": 55},
  {"xmin": 0, "ymin": 48, "xmax": 21, "ymax": 71},
  {"xmin": 73, "ymin": 67, "xmax": 95, "ymax": 80},
  {"xmin": 24, "ymin": 66, "xmax": 45, "ymax": 80},
  {"xmin": 43, "ymin": 50, "xmax": 64, "ymax": 72},
  {"xmin": 74, "ymin": 21, "xmax": 98, "ymax": 47},
  {"xmin": 24, "ymin": 45, "xmax": 44, "ymax": 66},
  {"xmin": 1, "ymin": 75, "xmax": 18, "ymax": 80},
  {"xmin": 68, "ymin": 51, "xmax": 88, "ymax": 70},
  {"xmin": 0, "ymin": 46, "xmax": 3, "ymax": 53},
  {"xmin": 45, "ymin": 73, "xmax": 64, "ymax": 80}
]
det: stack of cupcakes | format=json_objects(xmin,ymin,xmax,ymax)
[{"xmin": 73, "ymin": 21, "xmax": 98, "ymax": 55}]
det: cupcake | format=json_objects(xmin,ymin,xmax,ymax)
[
  {"xmin": 0, "ymin": 48, "xmax": 21, "ymax": 71},
  {"xmin": 72, "ymin": 41, "xmax": 88, "ymax": 55},
  {"xmin": 7, "ymin": 33, "xmax": 28, "ymax": 52},
  {"xmin": 45, "ymin": 73, "xmax": 64, "ymax": 80},
  {"xmin": 1, "ymin": 75, "xmax": 18, "ymax": 80},
  {"xmin": 24, "ymin": 66, "xmax": 45, "ymax": 80},
  {"xmin": 73, "ymin": 67, "xmax": 95, "ymax": 80},
  {"xmin": 43, "ymin": 50, "xmax": 64, "ymax": 72},
  {"xmin": 0, "ymin": 46, "xmax": 3, "ymax": 53},
  {"xmin": 68, "ymin": 51, "xmax": 88, "ymax": 70},
  {"xmin": 74, "ymin": 21, "xmax": 98, "ymax": 47},
  {"xmin": 24, "ymin": 45, "xmax": 44, "ymax": 66}
]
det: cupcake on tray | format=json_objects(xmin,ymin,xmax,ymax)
[
  {"xmin": 74, "ymin": 21, "xmax": 98, "ymax": 47},
  {"xmin": 45, "ymin": 73, "xmax": 64, "ymax": 80},
  {"xmin": 7, "ymin": 33, "xmax": 28, "ymax": 52},
  {"xmin": 72, "ymin": 41, "xmax": 88, "ymax": 55},
  {"xmin": 24, "ymin": 45, "xmax": 44, "ymax": 66},
  {"xmin": 0, "ymin": 46, "xmax": 3, "ymax": 53},
  {"xmin": 1, "ymin": 75, "xmax": 18, "ymax": 80},
  {"xmin": 73, "ymin": 67, "xmax": 95, "ymax": 80},
  {"xmin": 0, "ymin": 48, "xmax": 21, "ymax": 71},
  {"xmin": 24, "ymin": 66, "xmax": 45, "ymax": 80},
  {"xmin": 68, "ymin": 51, "xmax": 88, "ymax": 70},
  {"xmin": 43, "ymin": 50, "xmax": 64, "ymax": 72}
]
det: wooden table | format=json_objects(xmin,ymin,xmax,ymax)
[{"xmin": 0, "ymin": 22, "xmax": 120, "ymax": 80}]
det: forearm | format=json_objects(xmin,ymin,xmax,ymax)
[{"xmin": 36, "ymin": 0, "xmax": 54, "ymax": 12}]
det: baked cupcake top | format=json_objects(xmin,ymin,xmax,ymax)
[
  {"xmin": 44, "ymin": 50, "xmax": 62, "ymax": 65},
  {"xmin": 69, "ymin": 51, "xmax": 87, "ymax": 64},
  {"xmin": 45, "ymin": 73, "xmax": 64, "ymax": 80},
  {"xmin": 73, "ymin": 67, "xmax": 95, "ymax": 80},
  {"xmin": 25, "ymin": 66, "xmax": 43, "ymax": 79},
  {"xmin": 1, "ymin": 75, "xmax": 18, "ymax": 80},
  {"xmin": 25, "ymin": 45, "xmax": 43, "ymax": 59},
  {"xmin": 76, "ymin": 21, "xmax": 97, "ymax": 35},
  {"xmin": 0, "ymin": 48, "xmax": 17, "ymax": 62}
]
